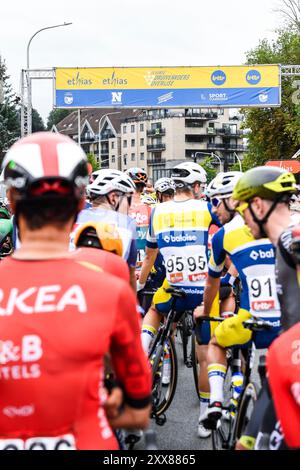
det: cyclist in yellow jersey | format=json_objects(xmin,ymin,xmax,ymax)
[{"xmin": 139, "ymin": 162, "xmax": 221, "ymax": 438}]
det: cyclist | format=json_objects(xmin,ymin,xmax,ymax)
[
  {"xmin": 72, "ymin": 221, "xmax": 130, "ymax": 283},
  {"xmin": 0, "ymin": 132, "xmax": 151, "ymax": 450},
  {"xmin": 137, "ymin": 178, "xmax": 176, "ymax": 311},
  {"xmin": 196, "ymin": 171, "xmax": 281, "ymax": 440},
  {"xmin": 126, "ymin": 167, "xmax": 152, "ymax": 270},
  {"xmin": 232, "ymin": 166, "xmax": 298, "ymax": 450},
  {"xmin": 73, "ymin": 169, "xmax": 137, "ymax": 290},
  {"xmin": 138, "ymin": 161, "xmax": 220, "ymax": 438}
]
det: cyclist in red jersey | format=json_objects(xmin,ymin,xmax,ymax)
[
  {"xmin": 267, "ymin": 322, "xmax": 300, "ymax": 449},
  {"xmin": 0, "ymin": 132, "xmax": 151, "ymax": 450}
]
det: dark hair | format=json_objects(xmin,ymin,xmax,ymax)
[{"xmin": 15, "ymin": 196, "xmax": 79, "ymax": 230}]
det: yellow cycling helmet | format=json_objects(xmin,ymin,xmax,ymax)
[
  {"xmin": 74, "ymin": 221, "xmax": 123, "ymax": 257},
  {"xmin": 233, "ymin": 166, "xmax": 296, "ymax": 202}
]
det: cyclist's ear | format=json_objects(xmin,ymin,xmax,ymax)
[{"xmin": 6, "ymin": 188, "xmax": 16, "ymax": 214}]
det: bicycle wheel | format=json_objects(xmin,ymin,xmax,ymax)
[
  {"xmin": 151, "ymin": 337, "xmax": 178, "ymax": 416},
  {"xmin": 234, "ymin": 381, "xmax": 259, "ymax": 444},
  {"xmin": 191, "ymin": 331, "xmax": 201, "ymax": 400}
]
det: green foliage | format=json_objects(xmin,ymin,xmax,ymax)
[
  {"xmin": 200, "ymin": 157, "xmax": 218, "ymax": 183},
  {"xmin": 32, "ymin": 109, "xmax": 45, "ymax": 133},
  {"xmin": 46, "ymin": 109, "xmax": 73, "ymax": 130},
  {"xmin": 0, "ymin": 58, "xmax": 20, "ymax": 158},
  {"xmin": 87, "ymin": 153, "xmax": 99, "ymax": 171},
  {"xmin": 242, "ymin": 27, "xmax": 300, "ymax": 169}
]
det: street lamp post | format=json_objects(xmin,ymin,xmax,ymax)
[
  {"xmin": 25, "ymin": 22, "xmax": 72, "ymax": 134},
  {"xmin": 192, "ymin": 151, "xmax": 223, "ymax": 172},
  {"xmin": 233, "ymin": 152, "xmax": 243, "ymax": 171},
  {"xmin": 98, "ymin": 111, "xmax": 121, "ymax": 166}
]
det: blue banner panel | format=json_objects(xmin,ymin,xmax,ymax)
[{"xmin": 56, "ymin": 87, "xmax": 280, "ymax": 108}]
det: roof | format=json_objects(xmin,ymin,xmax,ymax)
[{"xmin": 56, "ymin": 108, "xmax": 142, "ymax": 137}]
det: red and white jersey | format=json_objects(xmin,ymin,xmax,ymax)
[{"xmin": 0, "ymin": 257, "xmax": 151, "ymax": 450}]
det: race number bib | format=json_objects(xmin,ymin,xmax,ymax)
[
  {"xmin": 248, "ymin": 275, "xmax": 280, "ymax": 314},
  {"xmin": 165, "ymin": 246, "xmax": 208, "ymax": 284},
  {"xmin": 0, "ymin": 434, "xmax": 76, "ymax": 450}
]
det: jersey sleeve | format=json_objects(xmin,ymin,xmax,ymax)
[
  {"xmin": 127, "ymin": 239, "xmax": 138, "ymax": 268},
  {"xmin": 146, "ymin": 207, "xmax": 158, "ymax": 249},
  {"xmin": 207, "ymin": 202, "xmax": 222, "ymax": 227},
  {"xmin": 110, "ymin": 285, "xmax": 152, "ymax": 408},
  {"xmin": 208, "ymin": 228, "xmax": 226, "ymax": 278}
]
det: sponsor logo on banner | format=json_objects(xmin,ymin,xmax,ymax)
[
  {"xmin": 111, "ymin": 92, "xmax": 123, "ymax": 104},
  {"xmin": 251, "ymin": 300, "xmax": 275, "ymax": 311},
  {"xmin": 246, "ymin": 70, "xmax": 261, "ymax": 85},
  {"xmin": 209, "ymin": 93, "xmax": 228, "ymax": 101},
  {"xmin": 259, "ymin": 93, "xmax": 269, "ymax": 103},
  {"xmin": 157, "ymin": 92, "xmax": 174, "ymax": 104},
  {"xmin": 102, "ymin": 71, "xmax": 128, "ymax": 86},
  {"xmin": 64, "ymin": 93, "xmax": 74, "ymax": 105},
  {"xmin": 211, "ymin": 70, "xmax": 226, "ymax": 86}
]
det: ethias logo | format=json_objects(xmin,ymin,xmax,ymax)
[{"xmin": 103, "ymin": 71, "xmax": 128, "ymax": 86}]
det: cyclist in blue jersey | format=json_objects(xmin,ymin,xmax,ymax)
[{"xmin": 72, "ymin": 169, "xmax": 137, "ymax": 290}]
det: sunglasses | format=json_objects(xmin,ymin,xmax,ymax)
[
  {"xmin": 211, "ymin": 197, "xmax": 223, "ymax": 208},
  {"xmin": 235, "ymin": 201, "xmax": 249, "ymax": 218}
]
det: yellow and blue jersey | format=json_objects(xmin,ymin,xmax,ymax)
[
  {"xmin": 209, "ymin": 214, "xmax": 280, "ymax": 326},
  {"xmin": 147, "ymin": 199, "xmax": 220, "ymax": 295}
]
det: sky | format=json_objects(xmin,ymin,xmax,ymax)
[{"xmin": 0, "ymin": 0, "xmax": 284, "ymax": 124}]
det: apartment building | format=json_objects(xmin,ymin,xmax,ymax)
[{"xmin": 54, "ymin": 107, "xmax": 246, "ymax": 181}]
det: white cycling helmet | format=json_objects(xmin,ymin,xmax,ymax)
[
  {"xmin": 154, "ymin": 177, "xmax": 176, "ymax": 193},
  {"xmin": 171, "ymin": 161, "xmax": 207, "ymax": 187},
  {"xmin": 87, "ymin": 169, "xmax": 136, "ymax": 197},
  {"xmin": 206, "ymin": 171, "xmax": 243, "ymax": 199}
]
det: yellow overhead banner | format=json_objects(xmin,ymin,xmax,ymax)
[{"xmin": 55, "ymin": 65, "xmax": 281, "ymax": 108}]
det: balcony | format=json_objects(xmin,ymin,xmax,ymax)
[
  {"xmin": 101, "ymin": 149, "xmax": 109, "ymax": 155},
  {"xmin": 185, "ymin": 111, "xmax": 218, "ymax": 119},
  {"xmin": 185, "ymin": 120, "xmax": 204, "ymax": 128},
  {"xmin": 147, "ymin": 143, "xmax": 166, "ymax": 152},
  {"xmin": 101, "ymin": 132, "xmax": 115, "ymax": 140},
  {"xmin": 207, "ymin": 143, "xmax": 248, "ymax": 151},
  {"xmin": 206, "ymin": 128, "xmax": 244, "ymax": 137},
  {"xmin": 147, "ymin": 128, "xmax": 166, "ymax": 137},
  {"xmin": 147, "ymin": 157, "xmax": 166, "ymax": 166}
]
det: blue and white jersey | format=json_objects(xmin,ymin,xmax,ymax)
[
  {"xmin": 71, "ymin": 207, "xmax": 137, "ymax": 267},
  {"xmin": 146, "ymin": 199, "xmax": 220, "ymax": 293},
  {"xmin": 209, "ymin": 214, "xmax": 280, "ymax": 323}
]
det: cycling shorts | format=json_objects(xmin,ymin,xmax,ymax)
[{"xmin": 153, "ymin": 279, "xmax": 204, "ymax": 315}]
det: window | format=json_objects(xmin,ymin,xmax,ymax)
[
  {"xmin": 112, "ymin": 155, "xmax": 116, "ymax": 163},
  {"xmin": 123, "ymin": 140, "xmax": 127, "ymax": 148},
  {"xmin": 123, "ymin": 125, "xmax": 127, "ymax": 133},
  {"xmin": 131, "ymin": 139, "xmax": 135, "ymax": 146},
  {"xmin": 131, "ymin": 124, "xmax": 135, "ymax": 133},
  {"xmin": 123, "ymin": 154, "xmax": 127, "ymax": 165},
  {"xmin": 140, "ymin": 152, "xmax": 144, "ymax": 160},
  {"xmin": 140, "ymin": 123, "xmax": 144, "ymax": 132},
  {"xmin": 140, "ymin": 138, "xmax": 144, "ymax": 146},
  {"xmin": 151, "ymin": 122, "xmax": 162, "ymax": 131},
  {"xmin": 131, "ymin": 153, "xmax": 135, "ymax": 161},
  {"xmin": 111, "ymin": 141, "xmax": 115, "ymax": 149}
]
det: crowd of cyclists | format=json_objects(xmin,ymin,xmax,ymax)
[{"xmin": 0, "ymin": 130, "xmax": 299, "ymax": 450}]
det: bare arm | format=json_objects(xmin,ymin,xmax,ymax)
[{"xmin": 139, "ymin": 246, "xmax": 158, "ymax": 285}]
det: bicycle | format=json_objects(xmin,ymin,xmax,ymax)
[
  {"xmin": 196, "ymin": 315, "xmax": 273, "ymax": 450},
  {"xmin": 147, "ymin": 286, "xmax": 187, "ymax": 425}
]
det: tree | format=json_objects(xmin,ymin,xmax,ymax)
[
  {"xmin": 47, "ymin": 109, "xmax": 73, "ymax": 130},
  {"xmin": 274, "ymin": 0, "xmax": 300, "ymax": 30},
  {"xmin": 32, "ymin": 108, "xmax": 45, "ymax": 133},
  {"xmin": 0, "ymin": 57, "xmax": 20, "ymax": 158},
  {"xmin": 87, "ymin": 153, "xmax": 99, "ymax": 172},
  {"xmin": 241, "ymin": 27, "xmax": 300, "ymax": 169},
  {"xmin": 200, "ymin": 157, "xmax": 218, "ymax": 183}
]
